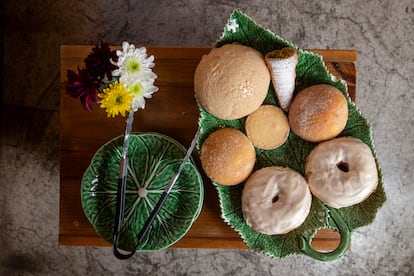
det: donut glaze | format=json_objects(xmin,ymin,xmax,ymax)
[
  {"xmin": 242, "ymin": 166, "xmax": 312, "ymax": 235},
  {"xmin": 305, "ymin": 137, "xmax": 378, "ymax": 208}
]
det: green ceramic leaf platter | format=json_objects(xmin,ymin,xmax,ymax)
[
  {"xmin": 197, "ymin": 10, "xmax": 386, "ymax": 260},
  {"xmin": 81, "ymin": 133, "xmax": 204, "ymax": 251}
]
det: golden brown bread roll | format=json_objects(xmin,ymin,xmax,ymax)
[
  {"xmin": 245, "ymin": 105, "xmax": 290, "ymax": 150},
  {"xmin": 194, "ymin": 44, "xmax": 270, "ymax": 120},
  {"xmin": 200, "ymin": 128, "xmax": 256, "ymax": 186},
  {"xmin": 288, "ymin": 84, "xmax": 348, "ymax": 142}
]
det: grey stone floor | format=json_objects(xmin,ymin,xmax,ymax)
[{"xmin": 1, "ymin": 0, "xmax": 413, "ymax": 275}]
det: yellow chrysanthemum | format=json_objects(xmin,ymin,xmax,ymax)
[{"xmin": 99, "ymin": 81, "xmax": 133, "ymax": 117}]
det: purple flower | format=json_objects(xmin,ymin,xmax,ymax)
[
  {"xmin": 84, "ymin": 41, "xmax": 118, "ymax": 81},
  {"xmin": 66, "ymin": 67, "xmax": 100, "ymax": 111}
]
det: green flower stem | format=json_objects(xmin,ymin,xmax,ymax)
[{"xmin": 298, "ymin": 207, "xmax": 350, "ymax": 262}]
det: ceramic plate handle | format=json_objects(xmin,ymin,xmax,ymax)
[{"xmin": 298, "ymin": 207, "xmax": 351, "ymax": 261}]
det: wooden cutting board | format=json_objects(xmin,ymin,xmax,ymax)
[{"xmin": 59, "ymin": 46, "xmax": 356, "ymax": 250}]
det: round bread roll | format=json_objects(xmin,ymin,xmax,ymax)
[
  {"xmin": 245, "ymin": 105, "xmax": 290, "ymax": 150},
  {"xmin": 194, "ymin": 44, "xmax": 270, "ymax": 120},
  {"xmin": 242, "ymin": 166, "xmax": 312, "ymax": 235},
  {"xmin": 305, "ymin": 137, "xmax": 378, "ymax": 208},
  {"xmin": 289, "ymin": 84, "xmax": 348, "ymax": 142},
  {"xmin": 200, "ymin": 128, "xmax": 256, "ymax": 186}
]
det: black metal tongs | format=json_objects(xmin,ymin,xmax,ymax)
[{"xmin": 112, "ymin": 111, "xmax": 200, "ymax": 259}]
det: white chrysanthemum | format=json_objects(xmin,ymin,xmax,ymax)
[
  {"xmin": 128, "ymin": 79, "xmax": 159, "ymax": 111},
  {"xmin": 112, "ymin": 41, "xmax": 157, "ymax": 85}
]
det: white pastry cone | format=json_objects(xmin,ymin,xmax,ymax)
[{"xmin": 265, "ymin": 48, "xmax": 298, "ymax": 112}]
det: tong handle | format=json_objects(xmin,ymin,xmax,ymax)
[
  {"xmin": 112, "ymin": 127, "xmax": 200, "ymax": 259},
  {"xmin": 113, "ymin": 188, "xmax": 169, "ymax": 260}
]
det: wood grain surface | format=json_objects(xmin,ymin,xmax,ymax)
[{"xmin": 59, "ymin": 46, "xmax": 357, "ymax": 250}]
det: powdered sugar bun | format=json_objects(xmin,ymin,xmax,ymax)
[
  {"xmin": 289, "ymin": 84, "xmax": 348, "ymax": 142},
  {"xmin": 200, "ymin": 128, "xmax": 256, "ymax": 186},
  {"xmin": 305, "ymin": 137, "xmax": 378, "ymax": 208},
  {"xmin": 242, "ymin": 166, "xmax": 312, "ymax": 235}
]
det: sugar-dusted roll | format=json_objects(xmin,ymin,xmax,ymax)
[{"xmin": 289, "ymin": 84, "xmax": 348, "ymax": 142}]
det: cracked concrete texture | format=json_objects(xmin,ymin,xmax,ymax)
[{"xmin": 1, "ymin": 0, "xmax": 413, "ymax": 275}]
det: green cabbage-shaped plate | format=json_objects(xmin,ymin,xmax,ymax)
[
  {"xmin": 197, "ymin": 10, "xmax": 386, "ymax": 261},
  {"xmin": 81, "ymin": 132, "xmax": 204, "ymax": 251}
]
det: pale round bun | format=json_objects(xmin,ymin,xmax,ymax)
[
  {"xmin": 245, "ymin": 105, "xmax": 290, "ymax": 150},
  {"xmin": 200, "ymin": 128, "xmax": 256, "ymax": 186},
  {"xmin": 242, "ymin": 166, "xmax": 312, "ymax": 235},
  {"xmin": 305, "ymin": 137, "xmax": 378, "ymax": 208},
  {"xmin": 288, "ymin": 84, "xmax": 348, "ymax": 142},
  {"xmin": 194, "ymin": 44, "xmax": 270, "ymax": 120}
]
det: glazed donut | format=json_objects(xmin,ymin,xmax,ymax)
[
  {"xmin": 242, "ymin": 166, "xmax": 312, "ymax": 235},
  {"xmin": 305, "ymin": 137, "xmax": 378, "ymax": 208}
]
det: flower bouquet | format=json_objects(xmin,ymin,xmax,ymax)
[{"xmin": 66, "ymin": 41, "xmax": 158, "ymax": 116}]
